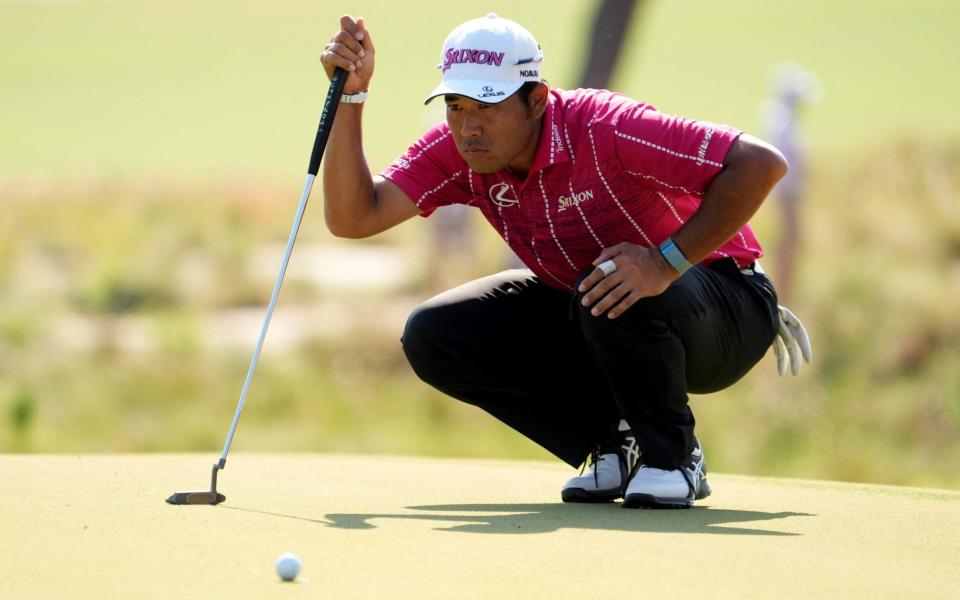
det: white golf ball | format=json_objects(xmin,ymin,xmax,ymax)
[{"xmin": 275, "ymin": 552, "xmax": 301, "ymax": 582}]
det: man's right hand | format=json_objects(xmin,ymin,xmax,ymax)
[{"xmin": 321, "ymin": 15, "xmax": 375, "ymax": 94}]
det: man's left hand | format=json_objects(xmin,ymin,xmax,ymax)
[{"xmin": 578, "ymin": 243, "xmax": 680, "ymax": 319}]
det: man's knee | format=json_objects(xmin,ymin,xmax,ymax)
[{"xmin": 401, "ymin": 304, "xmax": 448, "ymax": 384}]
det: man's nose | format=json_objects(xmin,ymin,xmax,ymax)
[{"xmin": 460, "ymin": 115, "xmax": 482, "ymax": 138}]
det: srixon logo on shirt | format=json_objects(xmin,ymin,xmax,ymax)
[
  {"xmin": 442, "ymin": 48, "xmax": 505, "ymax": 72},
  {"xmin": 557, "ymin": 189, "xmax": 595, "ymax": 212}
]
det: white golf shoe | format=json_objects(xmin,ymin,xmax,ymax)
[
  {"xmin": 622, "ymin": 437, "xmax": 712, "ymax": 509},
  {"xmin": 561, "ymin": 420, "xmax": 641, "ymax": 503}
]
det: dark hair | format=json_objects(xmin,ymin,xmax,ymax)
[
  {"xmin": 517, "ymin": 80, "xmax": 547, "ymax": 105},
  {"xmin": 516, "ymin": 80, "xmax": 548, "ymax": 116}
]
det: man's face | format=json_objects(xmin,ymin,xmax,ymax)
[{"xmin": 444, "ymin": 90, "xmax": 544, "ymax": 176}]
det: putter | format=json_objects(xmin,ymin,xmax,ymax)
[{"xmin": 167, "ymin": 67, "xmax": 349, "ymax": 506}]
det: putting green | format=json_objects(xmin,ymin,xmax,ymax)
[{"xmin": 2, "ymin": 454, "xmax": 957, "ymax": 598}]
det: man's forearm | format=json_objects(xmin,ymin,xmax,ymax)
[
  {"xmin": 322, "ymin": 103, "xmax": 377, "ymax": 238},
  {"xmin": 671, "ymin": 134, "xmax": 787, "ymax": 266}
]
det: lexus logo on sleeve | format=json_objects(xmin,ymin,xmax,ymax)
[{"xmin": 488, "ymin": 182, "xmax": 519, "ymax": 207}]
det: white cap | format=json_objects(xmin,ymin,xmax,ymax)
[{"xmin": 424, "ymin": 13, "xmax": 543, "ymax": 105}]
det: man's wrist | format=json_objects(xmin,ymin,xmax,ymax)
[
  {"xmin": 341, "ymin": 89, "xmax": 369, "ymax": 104},
  {"xmin": 657, "ymin": 237, "xmax": 694, "ymax": 274}
]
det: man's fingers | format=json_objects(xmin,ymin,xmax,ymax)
[
  {"xmin": 578, "ymin": 271, "xmax": 599, "ymax": 295},
  {"xmin": 589, "ymin": 282, "xmax": 629, "ymax": 317},
  {"xmin": 580, "ymin": 270, "xmax": 617, "ymax": 305},
  {"xmin": 591, "ymin": 243, "xmax": 625, "ymax": 267},
  {"xmin": 606, "ymin": 290, "xmax": 642, "ymax": 319},
  {"xmin": 326, "ymin": 44, "xmax": 361, "ymax": 65},
  {"xmin": 329, "ymin": 30, "xmax": 364, "ymax": 61},
  {"xmin": 579, "ymin": 261, "xmax": 615, "ymax": 294},
  {"xmin": 581, "ymin": 245, "xmax": 626, "ymax": 293},
  {"xmin": 333, "ymin": 29, "xmax": 365, "ymax": 57},
  {"xmin": 339, "ymin": 14, "xmax": 363, "ymax": 39},
  {"xmin": 356, "ymin": 17, "xmax": 375, "ymax": 52},
  {"xmin": 323, "ymin": 45, "xmax": 361, "ymax": 73}
]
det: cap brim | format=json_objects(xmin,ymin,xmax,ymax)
[{"xmin": 424, "ymin": 79, "xmax": 525, "ymax": 105}]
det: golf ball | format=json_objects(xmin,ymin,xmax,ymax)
[{"xmin": 275, "ymin": 552, "xmax": 301, "ymax": 582}]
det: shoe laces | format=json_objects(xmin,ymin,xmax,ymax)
[
  {"xmin": 579, "ymin": 422, "xmax": 642, "ymax": 487},
  {"xmin": 578, "ymin": 446, "xmax": 609, "ymax": 488}
]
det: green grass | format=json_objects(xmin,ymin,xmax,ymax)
[
  {"xmin": 2, "ymin": 141, "xmax": 959, "ymax": 487},
  {"xmin": 3, "ymin": 454, "xmax": 958, "ymax": 599}
]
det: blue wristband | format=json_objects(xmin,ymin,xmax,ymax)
[{"xmin": 658, "ymin": 238, "xmax": 693, "ymax": 274}]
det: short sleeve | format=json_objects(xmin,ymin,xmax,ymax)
[
  {"xmin": 613, "ymin": 104, "xmax": 741, "ymax": 195},
  {"xmin": 379, "ymin": 123, "xmax": 471, "ymax": 217}
]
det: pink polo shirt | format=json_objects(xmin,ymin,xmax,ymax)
[{"xmin": 380, "ymin": 88, "xmax": 763, "ymax": 291}]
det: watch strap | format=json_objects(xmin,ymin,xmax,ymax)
[
  {"xmin": 340, "ymin": 90, "xmax": 368, "ymax": 104},
  {"xmin": 658, "ymin": 237, "xmax": 693, "ymax": 274}
]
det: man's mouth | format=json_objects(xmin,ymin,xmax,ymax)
[{"xmin": 461, "ymin": 143, "xmax": 489, "ymax": 155}]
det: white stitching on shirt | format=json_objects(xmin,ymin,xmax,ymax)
[
  {"xmin": 657, "ymin": 191, "xmax": 685, "ymax": 225},
  {"xmin": 697, "ymin": 128, "xmax": 715, "ymax": 165},
  {"xmin": 614, "ymin": 130, "xmax": 723, "ymax": 168},
  {"xmin": 527, "ymin": 227, "xmax": 571, "ymax": 289},
  {"xmin": 416, "ymin": 171, "xmax": 462, "ymax": 207},
  {"xmin": 562, "ymin": 119, "xmax": 575, "ymax": 162},
  {"xmin": 539, "ymin": 171, "xmax": 578, "ymax": 271},
  {"xmin": 550, "ymin": 122, "xmax": 561, "ymax": 165},
  {"xmin": 588, "ymin": 122, "xmax": 653, "ymax": 246},
  {"xmin": 571, "ymin": 179, "xmax": 604, "ymax": 249},
  {"xmin": 624, "ymin": 170, "xmax": 703, "ymax": 196},
  {"xmin": 405, "ymin": 131, "xmax": 451, "ymax": 166},
  {"xmin": 497, "ymin": 204, "xmax": 509, "ymax": 245}
]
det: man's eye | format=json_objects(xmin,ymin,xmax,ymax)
[
  {"xmin": 478, "ymin": 104, "xmax": 492, "ymax": 110},
  {"xmin": 447, "ymin": 104, "xmax": 461, "ymax": 112}
]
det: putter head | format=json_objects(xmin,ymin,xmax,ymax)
[{"xmin": 166, "ymin": 490, "xmax": 226, "ymax": 505}]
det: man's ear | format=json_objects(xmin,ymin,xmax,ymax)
[{"xmin": 528, "ymin": 83, "xmax": 549, "ymax": 118}]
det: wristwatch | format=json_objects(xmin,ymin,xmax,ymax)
[{"xmin": 340, "ymin": 90, "xmax": 369, "ymax": 104}]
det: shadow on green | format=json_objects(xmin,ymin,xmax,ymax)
[{"xmin": 226, "ymin": 503, "xmax": 813, "ymax": 536}]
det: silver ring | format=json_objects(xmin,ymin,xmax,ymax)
[{"xmin": 598, "ymin": 259, "xmax": 617, "ymax": 277}]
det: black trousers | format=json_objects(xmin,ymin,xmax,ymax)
[{"xmin": 401, "ymin": 259, "xmax": 779, "ymax": 470}]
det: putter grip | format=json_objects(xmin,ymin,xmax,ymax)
[{"xmin": 307, "ymin": 67, "xmax": 349, "ymax": 176}]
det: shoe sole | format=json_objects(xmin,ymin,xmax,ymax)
[
  {"xmin": 621, "ymin": 477, "xmax": 712, "ymax": 509},
  {"xmin": 561, "ymin": 487, "xmax": 623, "ymax": 503}
]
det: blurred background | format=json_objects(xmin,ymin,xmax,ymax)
[{"xmin": 1, "ymin": 0, "xmax": 958, "ymax": 488}]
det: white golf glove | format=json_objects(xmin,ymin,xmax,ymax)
[{"xmin": 773, "ymin": 305, "xmax": 813, "ymax": 376}]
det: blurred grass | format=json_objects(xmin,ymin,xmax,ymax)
[
  {"xmin": 693, "ymin": 140, "xmax": 960, "ymax": 488},
  {"xmin": 1, "ymin": 141, "xmax": 959, "ymax": 487},
  {"xmin": 1, "ymin": 1, "xmax": 959, "ymax": 488}
]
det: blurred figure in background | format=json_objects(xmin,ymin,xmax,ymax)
[
  {"xmin": 503, "ymin": 0, "xmax": 644, "ymax": 274},
  {"xmin": 426, "ymin": 202, "xmax": 478, "ymax": 291},
  {"xmin": 577, "ymin": 0, "xmax": 641, "ymax": 90},
  {"xmin": 761, "ymin": 63, "xmax": 821, "ymax": 303}
]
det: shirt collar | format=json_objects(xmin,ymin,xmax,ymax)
[{"xmin": 527, "ymin": 91, "xmax": 571, "ymax": 175}]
